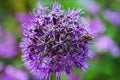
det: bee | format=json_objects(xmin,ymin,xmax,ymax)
[
  {"xmin": 80, "ymin": 33, "xmax": 92, "ymax": 41},
  {"xmin": 83, "ymin": 33, "xmax": 92, "ymax": 40}
]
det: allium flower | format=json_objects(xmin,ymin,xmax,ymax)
[
  {"xmin": 87, "ymin": 17, "xmax": 105, "ymax": 35},
  {"xmin": 95, "ymin": 35, "xmax": 120, "ymax": 57},
  {"xmin": 67, "ymin": 72, "xmax": 81, "ymax": 80},
  {"xmin": 0, "ymin": 26, "xmax": 17, "ymax": 59},
  {"xmin": 86, "ymin": 1, "xmax": 100, "ymax": 14},
  {"xmin": 0, "ymin": 65, "xmax": 29, "ymax": 80},
  {"xmin": 78, "ymin": 0, "xmax": 100, "ymax": 14},
  {"xmin": 104, "ymin": 9, "xmax": 120, "ymax": 26},
  {"xmin": 20, "ymin": 3, "xmax": 94, "ymax": 80}
]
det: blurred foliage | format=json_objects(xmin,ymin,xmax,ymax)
[
  {"xmin": 95, "ymin": 0, "xmax": 120, "ymax": 11},
  {"xmin": 84, "ymin": 53, "xmax": 120, "ymax": 80}
]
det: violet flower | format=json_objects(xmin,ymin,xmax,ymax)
[
  {"xmin": 104, "ymin": 9, "xmax": 120, "ymax": 26},
  {"xmin": 67, "ymin": 72, "xmax": 81, "ymax": 80},
  {"xmin": 78, "ymin": 0, "xmax": 100, "ymax": 14},
  {"xmin": 0, "ymin": 65, "xmax": 29, "ymax": 80},
  {"xmin": 20, "ymin": 3, "xmax": 94, "ymax": 80},
  {"xmin": 0, "ymin": 26, "xmax": 17, "ymax": 59},
  {"xmin": 87, "ymin": 17, "xmax": 105, "ymax": 35},
  {"xmin": 95, "ymin": 35, "xmax": 120, "ymax": 57},
  {"xmin": 86, "ymin": 1, "xmax": 100, "ymax": 14}
]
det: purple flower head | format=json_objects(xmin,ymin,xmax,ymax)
[
  {"xmin": 104, "ymin": 9, "xmax": 120, "ymax": 26},
  {"xmin": 86, "ymin": 1, "xmax": 100, "ymax": 14},
  {"xmin": 95, "ymin": 35, "xmax": 120, "ymax": 57},
  {"xmin": 20, "ymin": 2, "xmax": 94, "ymax": 80},
  {"xmin": 0, "ymin": 65, "xmax": 29, "ymax": 80},
  {"xmin": 79, "ymin": 0, "xmax": 100, "ymax": 14},
  {"xmin": 0, "ymin": 26, "xmax": 17, "ymax": 59},
  {"xmin": 87, "ymin": 17, "xmax": 105, "ymax": 35},
  {"xmin": 67, "ymin": 72, "xmax": 81, "ymax": 80}
]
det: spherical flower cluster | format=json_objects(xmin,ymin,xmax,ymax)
[
  {"xmin": 95, "ymin": 35, "xmax": 120, "ymax": 57},
  {"xmin": 104, "ymin": 9, "xmax": 120, "ymax": 26},
  {"xmin": 0, "ymin": 26, "xmax": 17, "ymax": 59},
  {"xmin": 87, "ymin": 17, "xmax": 105, "ymax": 35},
  {"xmin": 0, "ymin": 65, "xmax": 29, "ymax": 80},
  {"xmin": 78, "ymin": 0, "xmax": 100, "ymax": 14},
  {"xmin": 20, "ymin": 3, "xmax": 94, "ymax": 80}
]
